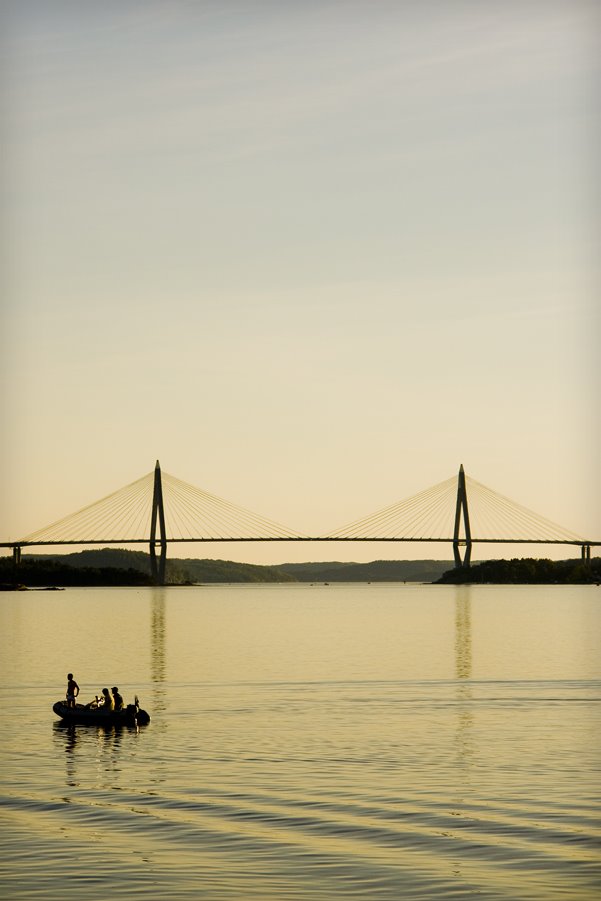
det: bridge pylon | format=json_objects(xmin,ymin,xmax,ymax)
[
  {"xmin": 149, "ymin": 460, "xmax": 167, "ymax": 585},
  {"xmin": 581, "ymin": 543, "xmax": 591, "ymax": 567},
  {"xmin": 453, "ymin": 464, "xmax": 472, "ymax": 568}
]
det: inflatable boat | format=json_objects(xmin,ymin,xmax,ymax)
[{"xmin": 52, "ymin": 697, "xmax": 150, "ymax": 726}]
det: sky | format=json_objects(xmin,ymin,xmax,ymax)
[{"xmin": 1, "ymin": 0, "xmax": 599, "ymax": 564}]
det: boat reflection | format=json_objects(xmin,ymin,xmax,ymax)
[{"xmin": 60, "ymin": 722, "xmax": 79, "ymax": 787}]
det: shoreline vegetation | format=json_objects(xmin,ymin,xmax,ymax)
[
  {"xmin": 436, "ymin": 556, "xmax": 600, "ymax": 585},
  {"xmin": 0, "ymin": 548, "xmax": 598, "ymax": 589}
]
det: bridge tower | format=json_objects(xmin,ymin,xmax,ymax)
[
  {"xmin": 453, "ymin": 464, "xmax": 472, "ymax": 568},
  {"xmin": 149, "ymin": 460, "xmax": 167, "ymax": 585},
  {"xmin": 581, "ymin": 543, "xmax": 591, "ymax": 567}
]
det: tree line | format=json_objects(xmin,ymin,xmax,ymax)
[{"xmin": 437, "ymin": 557, "xmax": 600, "ymax": 584}]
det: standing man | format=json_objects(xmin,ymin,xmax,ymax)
[{"xmin": 66, "ymin": 673, "xmax": 79, "ymax": 708}]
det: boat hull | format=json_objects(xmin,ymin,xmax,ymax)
[{"xmin": 52, "ymin": 701, "xmax": 150, "ymax": 726}]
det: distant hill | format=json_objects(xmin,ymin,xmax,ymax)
[
  {"xmin": 274, "ymin": 560, "xmax": 452, "ymax": 582},
  {"xmin": 21, "ymin": 549, "xmax": 293, "ymax": 584},
  {"xmin": 35, "ymin": 548, "xmax": 151, "ymax": 572},
  {"xmin": 2, "ymin": 548, "xmax": 452, "ymax": 585},
  {"xmin": 171, "ymin": 557, "xmax": 295, "ymax": 583}
]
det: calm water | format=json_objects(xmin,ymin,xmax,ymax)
[{"xmin": 0, "ymin": 583, "xmax": 599, "ymax": 899}]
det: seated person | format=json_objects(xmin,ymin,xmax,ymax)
[
  {"xmin": 111, "ymin": 687, "xmax": 124, "ymax": 711},
  {"xmin": 98, "ymin": 687, "xmax": 114, "ymax": 712}
]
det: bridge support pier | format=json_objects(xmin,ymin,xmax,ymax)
[
  {"xmin": 11, "ymin": 545, "xmax": 21, "ymax": 585},
  {"xmin": 149, "ymin": 461, "xmax": 167, "ymax": 586},
  {"xmin": 453, "ymin": 465, "xmax": 472, "ymax": 568},
  {"xmin": 581, "ymin": 543, "xmax": 591, "ymax": 567}
]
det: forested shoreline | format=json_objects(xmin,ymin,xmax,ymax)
[{"xmin": 437, "ymin": 557, "xmax": 600, "ymax": 584}]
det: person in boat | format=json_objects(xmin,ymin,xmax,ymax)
[
  {"xmin": 111, "ymin": 687, "xmax": 124, "ymax": 712},
  {"xmin": 98, "ymin": 687, "xmax": 114, "ymax": 712},
  {"xmin": 66, "ymin": 673, "xmax": 80, "ymax": 708}
]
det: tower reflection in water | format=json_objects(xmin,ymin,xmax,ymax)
[
  {"xmin": 150, "ymin": 587, "xmax": 167, "ymax": 714},
  {"xmin": 454, "ymin": 586, "xmax": 473, "ymax": 765},
  {"xmin": 149, "ymin": 588, "xmax": 168, "ymax": 790}
]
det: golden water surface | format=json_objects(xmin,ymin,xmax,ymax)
[{"xmin": 0, "ymin": 583, "xmax": 599, "ymax": 899}]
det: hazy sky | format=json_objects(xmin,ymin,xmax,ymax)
[{"xmin": 1, "ymin": 1, "xmax": 598, "ymax": 564}]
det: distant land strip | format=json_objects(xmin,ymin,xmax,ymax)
[
  {"xmin": 0, "ymin": 548, "xmax": 449, "ymax": 587},
  {"xmin": 0, "ymin": 548, "xmax": 599, "ymax": 588}
]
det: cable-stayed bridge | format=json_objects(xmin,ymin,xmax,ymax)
[{"xmin": 2, "ymin": 462, "xmax": 596, "ymax": 583}]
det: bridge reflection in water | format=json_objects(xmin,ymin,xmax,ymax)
[
  {"xmin": 144, "ymin": 584, "xmax": 478, "ymax": 758},
  {"xmin": 150, "ymin": 588, "xmax": 167, "ymax": 713},
  {"xmin": 454, "ymin": 587, "xmax": 474, "ymax": 768}
]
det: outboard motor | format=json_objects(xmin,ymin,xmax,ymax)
[{"xmin": 124, "ymin": 695, "xmax": 150, "ymax": 725}]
